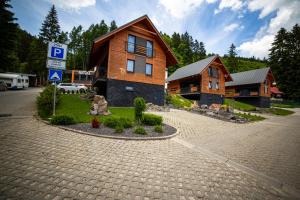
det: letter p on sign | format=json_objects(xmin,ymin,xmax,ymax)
[{"xmin": 51, "ymin": 47, "xmax": 64, "ymax": 59}]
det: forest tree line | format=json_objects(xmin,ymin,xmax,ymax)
[{"xmin": 0, "ymin": 1, "xmax": 299, "ymax": 98}]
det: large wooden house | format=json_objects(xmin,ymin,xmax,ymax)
[
  {"xmin": 167, "ymin": 55, "xmax": 232, "ymax": 105},
  {"xmin": 88, "ymin": 15, "xmax": 178, "ymax": 106},
  {"xmin": 225, "ymin": 67, "xmax": 275, "ymax": 108}
]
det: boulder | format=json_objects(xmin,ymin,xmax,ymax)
[
  {"xmin": 200, "ymin": 104, "xmax": 208, "ymax": 109},
  {"xmin": 209, "ymin": 103, "xmax": 221, "ymax": 111},
  {"xmin": 89, "ymin": 95, "xmax": 111, "ymax": 116}
]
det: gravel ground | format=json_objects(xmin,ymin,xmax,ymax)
[{"xmin": 65, "ymin": 123, "xmax": 177, "ymax": 138}]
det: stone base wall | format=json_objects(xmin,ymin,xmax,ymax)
[
  {"xmin": 199, "ymin": 93, "xmax": 224, "ymax": 106},
  {"xmin": 234, "ymin": 96, "xmax": 271, "ymax": 108},
  {"xmin": 106, "ymin": 79, "xmax": 164, "ymax": 107}
]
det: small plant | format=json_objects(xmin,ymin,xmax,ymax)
[
  {"xmin": 165, "ymin": 94, "xmax": 172, "ymax": 104},
  {"xmin": 142, "ymin": 113, "xmax": 162, "ymax": 126},
  {"xmin": 134, "ymin": 97, "xmax": 146, "ymax": 123},
  {"xmin": 91, "ymin": 117, "xmax": 100, "ymax": 128},
  {"xmin": 115, "ymin": 124, "xmax": 124, "ymax": 133},
  {"xmin": 50, "ymin": 115, "xmax": 75, "ymax": 125},
  {"xmin": 36, "ymin": 85, "xmax": 61, "ymax": 118},
  {"xmin": 134, "ymin": 126, "xmax": 147, "ymax": 135},
  {"xmin": 154, "ymin": 125, "xmax": 163, "ymax": 133},
  {"xmin": 119, "ymin": 117, "xmax": 133, "ymax": 128}
]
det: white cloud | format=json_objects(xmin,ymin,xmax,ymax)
[
  {"xmin": 158, "ymin": 0, "xmax": 204, "ymax": 18},
  {"xmin": 49, "ymin": 0, "xmax": 96, "ymax": 11},
  {"xmin": 214, "ymin": 0, "xmax": 243, "ymax": 14},
  {"xmin": 238, "ymin": 0, "xmax": 300, "ymax": 59},
  {"xmin": 238, "ymin": 35, "xmax": 274, "ymax": 58},
  {"xmin": 224, "ymin": 23, "xmax": 239, "ymax": 32}
]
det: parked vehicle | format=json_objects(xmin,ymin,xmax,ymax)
[
  {"xmin": 0, "ymin": 73, "xmax": 29, "ymax": 89},
  {"xmin": 57, "ymin": 83, "xmax": 88, "ymax": 93},
  {"xmin": 0, "ymin": 81, "xmax": 7, "ymax": 91}
]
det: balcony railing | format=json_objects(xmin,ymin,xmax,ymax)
[{"xmin": 126, "ymin": 42, "xmax": 154, "ymax": 57}]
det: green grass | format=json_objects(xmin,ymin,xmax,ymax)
[
  {"xmin": 235, "ymin": 113, "xmax": 265, "ymax": 122},
  {"xmin": 266, "ymin": 108, "xmax": 294, "ymax": 116},
  {"xmin": 55, "ymin": 94, "xmax": 134, "ymax": 123},
  {"xmin": 272, "ymin": 102, "xmax": 300, "ymax": 108},
  {"xmin": 169, "ymin": 94, "xmax": 192, "ymax": 108},
  {"xmin": 224, "ymin": 98, "xmax": 256, "ymax": 111}
]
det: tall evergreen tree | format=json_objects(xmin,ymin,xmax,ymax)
[
  {"xmin": 39, "ymin": 5, "xmax": 61, "ymax": 43},
  {"xmin": 227, "ymin": 43, "xmax": 238, "ymax": 73},
  {"xmin": 269, "ymin": 25, "xmax": 300, "ymax": 99},
  {"xmin": 109, "ymin": 20, "xmax": 117, "ymax": 32},
  {"xmin": 0, "ymin": 0, "xmax": 18, "ymax": 72}
]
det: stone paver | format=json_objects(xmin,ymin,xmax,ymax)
[
  {"xmin": 0, "ymin": 117, "xmax": 291, "ymax": 199},
  {"xmin": 155, "ymin": 108, "xmax": 300, "ymax": 192}
]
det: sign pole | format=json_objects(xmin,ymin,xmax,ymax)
[{"xmin": 53, "ymin": 81, "xmax": 56, "ymax": 116}]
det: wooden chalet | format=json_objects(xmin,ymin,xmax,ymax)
[
  {"xmin": 225, "ymin": 67, "xmax": 275, "ymax": 108},
  {"xmin": 88, "ymin": 15, "xmax": 178, "ymax": 106},
  {"xmin": 167, "ymin": 55, "xmax": 232, "ymax": 105}
]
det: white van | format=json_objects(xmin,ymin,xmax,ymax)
[{"xmin": 0, "ymin": 73, "xmax": 29, "ymax": 89}]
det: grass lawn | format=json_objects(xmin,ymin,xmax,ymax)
[
  {"xmin": 235, "ymin": 113, "xmax": 265, "ymax": 122},
  {"xmin": 55, "ymin": 94, "xmax": 134, "ymax": 123},
  {"xmin": 168, "ymin": 94, "xmax": 192, "ymax": 108},
  {"xmin": 224, "ymin": 98, "xmax": 256, "ymax": 111},
  {"xmin": 266, "ymin": 108, "xmax": 294, "ymax": 116},
  {"xmin": 272, "ymin": 102, "xmax": 300, "ymax": 108}
]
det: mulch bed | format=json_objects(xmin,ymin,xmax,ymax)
[{"xmin": 65, "ymin": 123, "xmax": 177, "ymax": 138}]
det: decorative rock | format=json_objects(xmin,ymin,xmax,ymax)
[
  {"xmin": 209, "ymin": 103, "xmax": 221, "ymax": 111},
  {"xmin": 146, "ymin": 103, "xmax": 170, "ymax": 112},
  {"xmin": 89, "ymin": 95, "xmax": 111, "ymax": 116},
  {"xmin": 200, "ymin": 104, "xmax": 208, "ymax": 109}
]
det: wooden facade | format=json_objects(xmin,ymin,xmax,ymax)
[
  {"xmin": 89, "ymin": 15, "xmax": 177, "ymax": 106},
  {"xmin": 225, "ymin": 68, "xmax": 274, "ymax": 108},
  {"xmin": 167, "ymin": 56, "xmax": 232, "ymax": 105}
]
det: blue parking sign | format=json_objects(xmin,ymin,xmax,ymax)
[
  {"xmin": 48, "ymin": 69, "xmax": 62, "ymax": 82},
  {"xmin": 51, "ymin": 47, "xmax": 64, "ymax": 59}
]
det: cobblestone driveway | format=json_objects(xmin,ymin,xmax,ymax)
[
  {"xmin": 156, "ymin": 109, "xmax": 300, "ymax": 194},
  {"xmin": 0, "ymin": 116, "xmax": 296, "ymax": 199}
]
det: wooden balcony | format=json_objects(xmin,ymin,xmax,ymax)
[
  {"xmin": 179, "ymin": 86, "xmax": 200, "ymax": 94},
  {"xmin": 126, "ymin": 42, "xmax": 154, "ymax": 57}
]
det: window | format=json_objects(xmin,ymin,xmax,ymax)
[
  {"xmin": 208, "ymin": 67, "xmax": 219, "ymax": 78},
  {"xmin": 146, "ymin": 63, "xmax": 152, "ymax": 76},
  {"xmin": 127, "ymin": 35, "xmax": 135, "ymax": 53},
  {"xmin": 25, "ymin": 79, "xmax": 29, "ymax": 83},
  {"xmin": 18, "ymin": 79, "xmax": 21, "ymax": 83},
  {"xmin": 209, "ymin": 81, "xmax": 212, "ymax": 89},
  {"xmin": 208, "ymin": 67, "xmax": 213, "ymax": 76},
  {"xmin": 146, "ymin": 41, "xmax": 153, "ymax": 57},
  {"xmin": 127, "ymin": 60, "xmax": 135, "ymax": 72},
  {"xmin": 216, "ymin": 82, "xmax": 219, "ymax": 90}
]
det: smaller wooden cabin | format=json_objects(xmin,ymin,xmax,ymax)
[
  {"xmin": 225, "ymin": 67, "xmax": 275, "ymax": 108},
  {"xmin": 167, "ymin": 55, "xmax": 232, "ymax": 105}
]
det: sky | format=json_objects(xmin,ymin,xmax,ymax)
[{"xmin": 10, "ymin": 0, "xmax": 300, "ymax": 59}]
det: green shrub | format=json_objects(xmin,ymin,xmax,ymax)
[
  {"xmin": 119, "ymin": 117, "xmax": 133, "ymax": 128},
  {"xmin": 134, "ymin": 97, "xmax": 146, "ymax": 123},
  {"xmin": 50, "ymin": 115, "xmax": 75, "ymax": 125},
  {"xmin": 103, "ymin": 116, "xmax": 120, "ymax": 128},
  {"xmin": 103, "ymin": 116, "xmax": 133, "ymax": 129},
  {"xmin": 134, "ymin": 126, "xmax": 147, "ymax": 135},
  {"xmin": 165, "ymin": 94, "xmax": 172, "ymax": 104},
  {"xmin": 142, "ymin": 113, "xmax": 162, "ymax": 126},
  {"xmin": 115, "ymin": 125, "xmax": 124, "ymax": 133},
  {"xmin": 36, "ymin": 85, "xmax": 61, "ymax": 118},
  {"xmin": 154, "ymin": 125, "xmax": 163, "ymax": 133}
]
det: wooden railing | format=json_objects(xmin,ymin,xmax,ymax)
[{"xmin": 126, "ymin": 42, "xmax": 154, "ymax": 57}]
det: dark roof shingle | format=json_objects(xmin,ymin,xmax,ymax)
[{"xmin": 225, "ymin": 67, "xmax": 270, "ymax": 87}]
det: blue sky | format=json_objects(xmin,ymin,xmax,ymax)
[{"xmin": 11, "ymin": 0, "xmax": 300, "ymax": 59}]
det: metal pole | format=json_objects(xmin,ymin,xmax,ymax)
[{"xmin": 53, "ymin": 81, "xmax": 56, "ymax": 116}]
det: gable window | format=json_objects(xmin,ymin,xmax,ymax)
[
  {"xmin": 146, "ymin": 63, "xmax": 152, "ymax": 76},
  {"xmin": 209, "ymin": 81, "xmax": 212, "ymax": 89},
  {"xmin": 127, "ymin": 35, "xmax": 136, "ymax": 53},
  {"xmin": 127, "ymin": 59, "xmax": 135, "ymax": 72},
  {"xmin": 208, "ymin": 67, "xmax": 213, "ymax": 77},
  {"xmin": 216, "ymin": 82, "xmax": 219, "ymax": 90},
  {"xmin": 146, "ymin": 41, "xmax": 153, "ymax": 57}
]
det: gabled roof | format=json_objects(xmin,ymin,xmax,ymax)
[
  {"xmin": 167, "ymin": 55, "xmax": 232, "ymax": 82},
  {"xmin": 225, "ymin": 67, "xmax": 272, "ymax": 87},
  {"xmin": 89, "ymin": 15, "xmax": 178, "ymax": 67},
  {"xmin": 271, "ymin": 87, "xmax": 283, "ymax": 94}
]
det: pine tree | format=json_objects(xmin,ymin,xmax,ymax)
[
  {"xmin": 109, "ymin": 20, "xmax": 117, "ymax": 32},
  {"xmin": 39, "ymin": 5, "xmax": 61, "ymax": 43},
  {"xmin": 0, "ymin": 0, "xmax": 18, "ymax": 72},
  {"xmin": 227, "ymin": 43, "xmax": 238, "ymax": 73}
]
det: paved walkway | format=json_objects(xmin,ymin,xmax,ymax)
[
  {"xmin": 155, "ymin": 108, "xmax": 300, "ymax": 193},
  {"xmin": 0, "ymin": 116, "xmax": 295, "ymax": 199}
]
